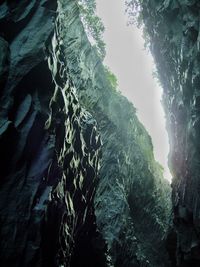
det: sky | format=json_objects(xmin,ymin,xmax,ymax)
[{"xmin": 96, "ymin": 0, "xmax": 172, "ymax": 181}]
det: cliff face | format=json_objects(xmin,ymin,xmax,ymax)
[
  {"xmin": 135, "ymin": 0, "xmax": 200, "ymax": 266},
  {"xmin": 60, "ymin": 1, "xmax": 172, "ymax": 266},
  {"xmin": 0, "ymin": 1, "xmax": 171, "ymax": 267},
  {"xmin": 0, "ymin": 1, "xmax": 104, "ymax": 266}
]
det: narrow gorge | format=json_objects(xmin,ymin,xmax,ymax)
[{"xmin": 0, "ymin": 0, "xmax": 199, "ymax": 267}]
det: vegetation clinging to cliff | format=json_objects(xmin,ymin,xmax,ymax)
[
  {"xmin": 77, "ymin": 0, "xmax": 106, "ymax": 59},
  {"xmin": 104, "ymin": 66, "xmax": 118, "ymax": 90}
]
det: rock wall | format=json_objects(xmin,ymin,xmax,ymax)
[
  {"xmin": 60, "ymin": 1, "xmax": 172, "ymax": 266},
  {"xmin": 0, "ymin": 1, "xmax": 104, "ymax": 266},
  {"xmin": 134, "ymin": 0, "xmax": 200, "ymax": 266},
  {"xmin": 0, "ymin": 0, "xmax": 172, "ymax": 267}
]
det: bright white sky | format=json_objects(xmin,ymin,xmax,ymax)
[{"xmin": 96, "ymin": 0, "xmax": 172, "ymax": 181}]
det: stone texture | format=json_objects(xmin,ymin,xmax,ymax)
[
  {"xmin": 0, "ymin": 0, "xmax": 172, "ymax": 266},
  {"xmin": 59, "ymin": 1, "xmax": 172, "ymax": 266},
  {"xmin": 134, "ymin": 0, "xmax": 200, "ymax": 266},
  {"xmin": 0, "ymin": 1, "xmax": 103, "ymax": 266}
]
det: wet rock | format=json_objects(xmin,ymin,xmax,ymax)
[
  {"xmin": 0, "ymin": 0, "xmax": 172, "ymax": 266},
  {"xmin": 59, "ymin": 1, "xmax": 172, "ymax": 266},
  {"xmin": 0, "ymin": 1, "xmax": 103, "ymax": 266},
  {"xmin": 135, "ymin": 0, "xmax": 200, "ymax": 266},
  {"xmin": 0, "ymin": 36, "xmax": 9, "ymax": 94}
]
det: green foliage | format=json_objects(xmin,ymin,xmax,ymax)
[
  {"xmin": 104, "ymin": 66, "xmax": 118, "ymax": 89},
  {"xmin": 125, "ymin": 0, "xmax": 142, "ymax": 27},
  {"xmin": 77, "ymin": 0, "xmax": 106, "ymax": 59},
  {"xmin": 125, "ymin": 1, "xmax": 151, "ymax": 50}
]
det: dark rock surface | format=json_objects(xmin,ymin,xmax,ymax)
[
  {"xmin": 134, "ymin": 0, "xmax": 200, "ymax": 266},
  {"xmin": 0, "ymin": 0, "xmax": 172, "ymax": 266},
  {"xmin": 0, "ymin": 1, "xmax": 103, "ymax": 266}
]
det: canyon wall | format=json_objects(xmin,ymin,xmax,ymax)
[
  {"xmin": 135, "ymin": 0, "xmax": 200, "ymax": 266},
  {"xmin": 0, "ymin": 1, "xmax": 104, "ymax": 266},
  {"xmin": 0, "ymin": 0, "xmax": 171, "ymax": 266},
  {"xmin": 52, "ymin": 1, "xmax": 172, "ymax": 266}
]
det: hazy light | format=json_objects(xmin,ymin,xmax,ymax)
[{"xmin": 96, "ymin": 0, "xmax": 172, "ymax": 182}]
